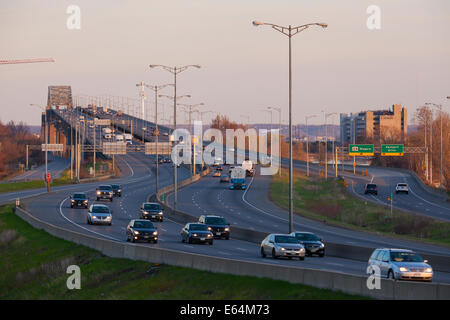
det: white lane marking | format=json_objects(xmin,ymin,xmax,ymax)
[
  {"xmin": 59, "ymin": 197, "xmax": 121, "ymax": 242},
  {"xmin": 183, "ymin": 245, "xmax": 194, "ymax": 249},
  {"xmin": 236, "ymin": 247, "xmax": 248, "ymax": 251},
  {"xmin": 217, "ymin": 251, "xmax": 232, "ymax": 256}
]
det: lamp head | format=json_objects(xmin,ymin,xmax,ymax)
[
  {"xmin": 317, "ymin": 23, "xmax": 328, "ymax": 28},
  {"xmin": 252, "ymin": 21, "xmax": 264, "ymax": 27}
]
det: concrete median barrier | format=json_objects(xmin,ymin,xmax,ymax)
[
  {"xmin": 12, "ymin": 205, "xmax": 450, "ymax": 299},
  {"xmin": 151, "ymin": 168, "xmax": 450, "ymax": 273}
]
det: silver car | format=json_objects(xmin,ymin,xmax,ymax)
[
  {"xmin": 87, "ymin": 204, "xmax": 112, "ymax": 226},
  {"xmin": 260, "ymin": 234, "xmax": 305, "ymax": 260},
  {"xmin": 367, "ymin": 248, "xmax": 433, "ymax": 282}
]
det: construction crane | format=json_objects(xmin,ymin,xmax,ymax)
[{"xmin": 0, "ymin": 58, "xmax": 55, "ymax": 65}]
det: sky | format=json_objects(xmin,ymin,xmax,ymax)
[{"xmin": 0, "ymin": 0, "xmax": 449, "ymax": 126}]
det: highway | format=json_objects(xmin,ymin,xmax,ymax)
[{"xmin": 3, "ymin": 108, "xmax": 449, "ymax": 287}]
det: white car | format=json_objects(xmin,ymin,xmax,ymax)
[
  {"xmin": 87, "ymin": 204, "xmax": 112, "ymax": 225},
  {"xmin": 395, "ymin": 183, "xmax": 409, "ymax": 194}
]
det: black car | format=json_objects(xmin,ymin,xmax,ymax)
[
  {"xmin": 157, "ymin": 155, "xmax": 164, "ymax": 164},
  {"xmin": 126, "ymin": 219, "xmax": 158, "ymax": 243},
  {"xmin": 290, "ymin": 232, "xmax": 325, "ymax": 257},
  {"xmin": 180, "ymin": 223, "xmax": 213, "ymax": 244},
  {"xmin": 140, "ymin": 202, "xmax": 164, "ymax": 221},
  {"xmin": 70, "ymin": 192, "xmax": 88, "ymax": 208},
  {"xmin": 96, "ymin": 185, "xmax": 113, "ymax": 202},
  {"xmin": 111, "ymin": 184, "xmax": 122, "ymax": 197},
  {"xmin": 364, "ymin": 183, "xmax": 378, "ymax": 195},
  {"xmin": 199, "ymin": 215, "xmax": 230, "ymax": 240},
  {"xmin": 163, "ymin": 157, "xmax": 172, "ymax": 163}
]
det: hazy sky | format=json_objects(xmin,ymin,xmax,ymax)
[{"xmin": 1, "ymin": 0, "xmax": 449, "ymax": 126}]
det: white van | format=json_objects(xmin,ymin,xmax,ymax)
[
  {"xmin": 124, "ymin": 133, "xmax": 132, "ymax": 145},
  {"xmin": 115, "ymin": 134, "xmax": 124, "ymax": 142}
]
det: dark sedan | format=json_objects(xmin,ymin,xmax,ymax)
[
  {"xmin": 70, "ymin": 192, "xmax": 88, "ymax": 208},
  {"xmin": 364, "ymin": 183, "xmax": 378, "ymax": 195},
  {"xmin": 290, "ymin": 232, "xmax": 325, "ymax": 257},
  {"xmin": 111, "ymin": 184, "xmax": 122, "ymax": 197},
  {"xmin": 140, "ymin": 202, "xmax": 164, "ymax": 222},
  {"xmin": 199, "ymin": 215, "xmax": 230, "ymax": 239},
  {"xmin": 126, "ymin": 219, "xmax": 158, "ymax": 243},
  {"xmin": 180, "ymin": 223, "xmax": 213, "ymax": 245}
]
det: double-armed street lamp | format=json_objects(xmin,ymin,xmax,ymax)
[
  {"xmin": 150, "ymin": 63, "xmax": 200, "ymax": 210},
  {"xmin": 252, "ymin": 18, "xmax": 328, "ymax": 233}
]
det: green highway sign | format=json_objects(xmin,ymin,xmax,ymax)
[
  {"xmin": 348, "ymin": 144, "xmax": 374, "ymax": 156},
  {"xmin": 381, "ymin": 144, "xmax": 404, "ymax": 156}
]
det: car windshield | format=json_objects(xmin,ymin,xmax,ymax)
[
  {"xmin": 205, "ymin": 217, "xmax": 227, "ymax": 225},
  {"xmin": 73, "ymin": 193, "xmax": 86, "ymax": 199},
  {"xmin": 144, "ymin": 203, "xmax": 161, "ymax": 211},
  {"xmin": 189, "ymin": 224, "xmax": 208, "ymax": 231},
  {"xmin": 274, "ymin": 236, "xmax": 299, "ymax": 244},
  {"xmin": 366, "ymin": 184, "xmax": 377, "ymax": 189},
  {"xmin": 99, "ymin": 185, "xmax": 112, "ymax": 191},
  {"xmin": 295, "ymin": 233, "xmax": 319, "ymax": 241},
  {"xmin": 133, "ymin": 221, "xmax": 154, "ymax": 229},
  {"xmin": 390, "ymin": 251, "xmax": 423, "ymax": 262},
  {"xmin": 397, "ymin": 184, "xmax": 407, "ymax": 187},
  {"xmin": 92, "ymin": 206, "xmax": 110, "ymax": 213}
]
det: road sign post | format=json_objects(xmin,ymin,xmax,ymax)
[{"xmin": 381, "ymin": 144, "xmax": 404, "ymax": 156}]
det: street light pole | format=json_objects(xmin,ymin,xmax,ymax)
[
  {"xmin": 31, "ymin": 104, "xmax": 49, "ymax": 191},
  {"xmin": 151, "ymin": 64, "xmax": 200, "ymax": 210},
  {"xmin": 305, "ymin": 115, "xmax": 318, "ymax": 177},
  {"xmin": 322, "ymin": 111, "xmax": 337, "ymax": 180},
  {"xmin": 253, "ymin": 20, "xmax": 327, "ymax": 233},
  {"xmin": 148, "ymin": 84, "xmax": 173, "ymax": 193}
]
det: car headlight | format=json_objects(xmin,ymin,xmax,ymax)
[
  {"xmin": 133, "ymin": 230, "xmax": 139, "ymax": 235},
  {"xmin": 153, "ymin": 231, "xmax": 158, "ymax": 235},
  {"xmin": 158, "ymin": 211, "xmax": 163, "ymax": 215},
  {"xmin": 207, "ymin": 234, "xmax": 212, "ymax": 237},
  {"xmin": 71, "ymin": 200, "xmax": 74, "ymax": 202},
  {"xmin": 96, "ymin": 191, "xmax": 101, "ymax": 195},
  {"xmin": 399, "ymin": 267, "xmax": 408, "ymax": 272},
  {"xmin": 224, "ymin": 227, "xmax": 229, "ymax": 231},
  {"xmin": 320, "ymin": 243, "xmax": 324, "ymax": 248},
  {"xmin": 92, "ymin": 216, "xmax": 97, "ymax": 219},
  {"xmin": 84, "ymin": 200, "xmax": 88, "ymax": 203},
  {"xmin": 207, "ymin": 227, "xmax": 212, "ymax": 231},
  {"xmin": 118, "ymin": 189, "xmax": 121, "ymax": 192},
  {"xmin": 425, "ymin": 268, "xmax": 432, "ymax": 273},
  {"xmin": 300, "ymin": 247, "xmax": 305, "ymax": 252},
  {"xmin": 106, "ymin": 216, "xmax": 111, "ymax": 220},
  {"xmin": 281, "ymin": 248, "xmax": 285, "ymax": 251},
  {"xmin": 193, "ymin": 233, "xmax": 197, "ymax": 237}
]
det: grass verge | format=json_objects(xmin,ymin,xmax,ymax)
[
  {"xmin": 270, "ymin": 170, "xmax": 450, "ymax": 247},
  {"xmin": 0, "ymin": 205, "xmax": 366, "ymax": 299}
]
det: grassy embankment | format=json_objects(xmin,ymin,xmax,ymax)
[
  {"xmin": 270, "ymin": 170, "xmax": 450, "ymax": 247},
  {"xmin": 0, "ymin": 169, "xmax": 76, "ymax": 194},
  {"xmin": 0, "ymin": 205, "xmax": 366, "ymax": 299}
]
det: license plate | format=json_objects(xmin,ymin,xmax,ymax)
[
  {"xmin": 144, "ymin": 236, "xmax": 149, "ymax": 238},
  {"xmin": 216, "ymin": 232, "xmax": 221, "ymax": 236},
  {"xmin": 152, "ymin": 215, "xmax": 156, "ymax": 218},
  {"xmin": 200, "ymin": 238, "xmax": 205, "ymax": 241},
  {"xmin": 414, "ymin": 273, "xmax": 421, "ymax": 277}
]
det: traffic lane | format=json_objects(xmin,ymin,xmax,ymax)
[
  {"xmin": 172, "ymin": 170, "xmax": 450, "ymax": 258},
  {"xmin": 291, "ymin": 160, "xmax": 450, "ymax": 221},
  {"xmin": 0, "ymin": 155, "xmax": 135, "ymax": 206},
  {"xmin": 349, "ymin": 169, "xmax": 450, "ymax": 221}
]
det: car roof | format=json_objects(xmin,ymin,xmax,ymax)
[
  {"xmin": 204, "ymin": 215, "xmax": 224, "ymax": 218},
  {"xmin": 98, "ymin": 185, "xmax": 112, "ymax": 188},
  {"xmin": 73, "ymin": 192, "xmax": 86, "ymax": 195},
  {"xmin": 143, "ymin": 202, "xmax": 160, "ymax": 205},
  {"xmin": 92, "ymin": 204, "xmax": 109, "ymax": 208},
  {"xmin": 292, "ymin": 231, "xmax": 315, "ymax": 235},
  {"xmin": 269, "ymin": 233, "xmax": 295, "ymax": 237},
  {"xmin": 378, "ymin": 248, "xmax": 413, "ymax": 252}
]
